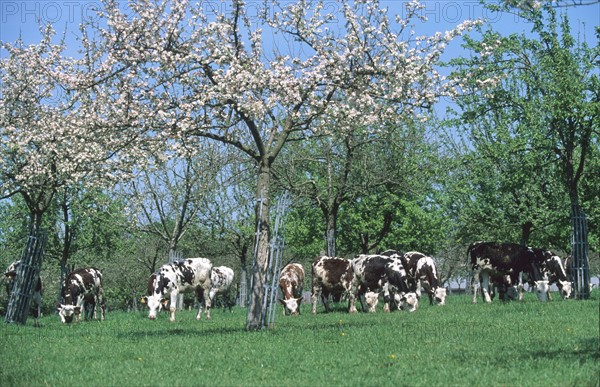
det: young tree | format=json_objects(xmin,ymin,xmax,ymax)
[
  {"xmin": 0, "ymin": 23, "xmax": 157, "ymax": 323},
  {"xmin": 94, "ymin": 0, "xmax": 478, "ymax": 329},
  {"xmin": 121, "ymin": 139, "xmax": 227, "ymax": 264},
  {"xmin": 449, "ymin": 5, "xmax": 598, "ymax": 298}
]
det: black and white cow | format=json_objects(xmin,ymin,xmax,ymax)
[
  {"xmin": 207, "ymin": 266, "xmax": 235, "ymax": 311},
  {"xmin": 4, "ymin": 261, "xmax": 43, "ymax": 322},
  {"xmin": 57, "ymin": 268, "xmax": 105, "ymax": 324},
  {"xmin": 278, "ymin": 263, "xmax": 304, "ymax": 316},
  {"xmin": 526, "ymin": 249, "xmax": 572, "ymax": 300},
  {"xmin": 468, "ymin": 241, "xmax": 549, "ymax": 304},
  {"xmin": 142, "ymin": 258, "xmax": 213, "ymax": 322},
  {"xmin": 402, "ymin": 252, "xmax": 447, "ymax": 306},
  {"xmin": 351, "ymin": 254, "xmax": 418, "ymax": 313},
  {"xmin": 311, "ymin": 256, "xmax": 356, "ymax": 314}
]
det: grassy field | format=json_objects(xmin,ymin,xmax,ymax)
[{"xmin": 0, "ymin": 292, "xmax": 598, "ymax": 387}]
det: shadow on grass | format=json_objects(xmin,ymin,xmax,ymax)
[{"xmin": 524, "ymin": 338, "xmax": 600, "ymax": 362}]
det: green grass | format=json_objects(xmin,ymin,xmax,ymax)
[{"xmin": 0, "ymin": 292, "xmax": 598, "ymax": 386}]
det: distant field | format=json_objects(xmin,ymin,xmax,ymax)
[{"xmin": 0, "ymin": 292, "xmax": 598, "ymax": 386}]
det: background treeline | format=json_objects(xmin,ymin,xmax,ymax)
[{"xmin": 0, "ymin": 123, "xmax": 597, "ymax": 314}]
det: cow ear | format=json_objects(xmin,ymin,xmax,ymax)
[
  {"xmin": 161, "ymin": 299, "xmax": 169, "ymax": 306},
  {"xmin": 74, "ymin": 307, "xmax": 82, "ymax": 314},
  {"xmin": 139, "ymin": 297, "xmax": 147, "ymax": 304},
  {"xmin": 278, "ymin": 298, "xmax": 286, "ymax": 306},
  {"xmin": 296, "ymin": 297, "xmax": 303, "ymax": 305}
]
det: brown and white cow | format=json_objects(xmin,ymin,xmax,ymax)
[
  {"xmin": 4, "ymin": 260, "xmax": 43, "ymax": 322},
  {"xmin": 142, "ymin": 258, "xmax": 213, "ymax": 321},
  {"xmin": 401, "ymin": 251, "xmax": 447, "ymax": 305},
  {"xmin": 311, "ymin": 256, "xmax": 356, "ymax": 314},
  {"xmin": 351, "ymin": 254, "xmax": 418, "ymax": 313},
  {"xmin": 468, "ymin": 241, "xmax": 549, "ymax": 304},
  {"xmin": 201, "ymin": 266, "xmax": 235, "ymax": 313},
  {"xmin": 57, "ymin": 267, "xmax": 105, "ymax": 323},
  {"xmin": 278, "ymin": 263, "xmax": 304, "ymax": 316}
]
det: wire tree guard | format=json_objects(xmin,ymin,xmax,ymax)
[
  {"xmin": 5, "ymin": 230, "xmax": 47, "ymax": 325},
  {"xmin": 247, "ymin": 191, "xmax": 291, "ymax": 330},
  {"xmin": 570, "ymin": 204, "xmax": 591, "ymax": 299}
]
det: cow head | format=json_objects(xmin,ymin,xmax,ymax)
[
  {"xmin": 395, "ymin": 292, "xmax": 419, "ymax": 312},
  {"xmin": 558, "ymin": 280, "xmax": 572, "ymax": 299},
  {"xmin": 433, "ymin": 287, "xmax": 447, "ymax": 305},
  {"xmin": 532, "ymin": 280, "xmax": 550, "ymax": 301},
  {"xmin": 57, "ymin": 303, "xmax": 82, "ymax": 324},
  {"xmin": 143, "ymin": 295, "xmax": 169, "ymax": 320},
  {"xmin": 365, "ymin": 291, "xmax": 379, "ymax": 312},
  {"xmin": 279, "ymin": 297, "xmax": 302, "ymax": 316}
]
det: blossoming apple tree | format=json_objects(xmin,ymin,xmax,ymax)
[
  {"xmin": 0, "ymin": 25, "xmax": 159, "ymax": 323},
  {"xmin": 92, "ymin": 0, "xmax": 479, "ymax": 329}
]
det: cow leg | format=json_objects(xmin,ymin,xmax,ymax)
[
  {"xmin": 195, "ymin": 287, "xmax": 204, "ymax": 320},
  {"xmin": 471, "ymin": 269, "xmax": 480, "ymax": 304},
  {"xmin": 421, "ymin": 281, "xmax": 434, "ymax": 305},
  {"xmin": 202, "ymin": 282, "xmax": 212, "ymax": 320},
  {"xmin": 357, "ymin": 290, "xmax": 367, "ymax": 313},
  {"xmin": 97, "ymin": 287, "xmax": 105, "ymax": 321},
  {"xmin": 311, "ymin": 285, "xmax": 321, "ymax": 315},
  {"xmin": 382, "ymin": 283, "xmax": 390, "ymax": 313},
  {"xmin": 196, "ymin": 303, "xmax": 203, "ymax": 320},
  {"xmin": 75, "ymin": 296, "xmax": 85, "ymax": 323},
  {"xmin": 480, "ymin": 272, "xmax": 492, "ymax": 303},
  {"xmin": 169, "ymin": 291, "xmax": 179, "ymax": 322},
  {"xmin": 347, "ymin": 286, "xmax": 358, "ymax": 314},
  {"xmin": 33, "ymin": 292, "xmax": 42, "ymax": 319},
  {"xmin": 321, "ymin": 293, "xmax": 330, "ymax": 313},
  {"xmin": 517, "ymin": 272, "xmax": 526, "ymax": 301}
]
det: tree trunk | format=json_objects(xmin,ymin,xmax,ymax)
[
  {"xmin": 246, "ymin": 164, "xmax": 271, "ymax": 330},
  {"xmin": 325, "ymin": 215, "xmax": 336, "ymax": 257},
  {"xmin": 520, "ymin": 221, "xmax": 533, "ymax": 246}
]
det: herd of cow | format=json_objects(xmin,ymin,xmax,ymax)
[{"xmin": 3, "ymin": 241, "xmax": 574, "ymax": 324}]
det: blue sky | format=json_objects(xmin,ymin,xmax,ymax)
[{"xmin": 1, "ymin": 1, "xmax": 597, "ymax": 49}]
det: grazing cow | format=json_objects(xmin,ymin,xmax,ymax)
[
  {"xmin": 400, "ymin": 252, "xmax": 447, "ymax": 306},
  {"xmin": 4, "ymin": 261, "xmax": 43, "ymax": 322},
  {"xmin": 204, "ymin": 266, "xmax": 235, "ymax": 313},
  {"xmin": 57, "ymin": 268, "xmax": 105, "ymax": 324},
  {"xmin": 142, "ymin": 258, "xmax": 213, "ymax": 321},
  {"xmin": 468, "ymin": 242, "xmax": 549, "ymax": 304},
  {"xmin": 278, "ymin": 263, "xmax": 304, "ymax": 316},
  {"xmin": 522, "ymin": 250, "xmax": 572, "ymax": 300},
  {"xmin": 351, "ymin": 254, "xmax": 418, "ymax": 313},
  {"xmin": 311, "ymin": 256, "xmax": 356, "ymax": 314},
  {"xmin": 415, "ymin": 255, "xmax": 447, "ymax": 306},
  {"xmin": 383, "ymin": 257, "xmax": 419, "ymax": 312}
]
